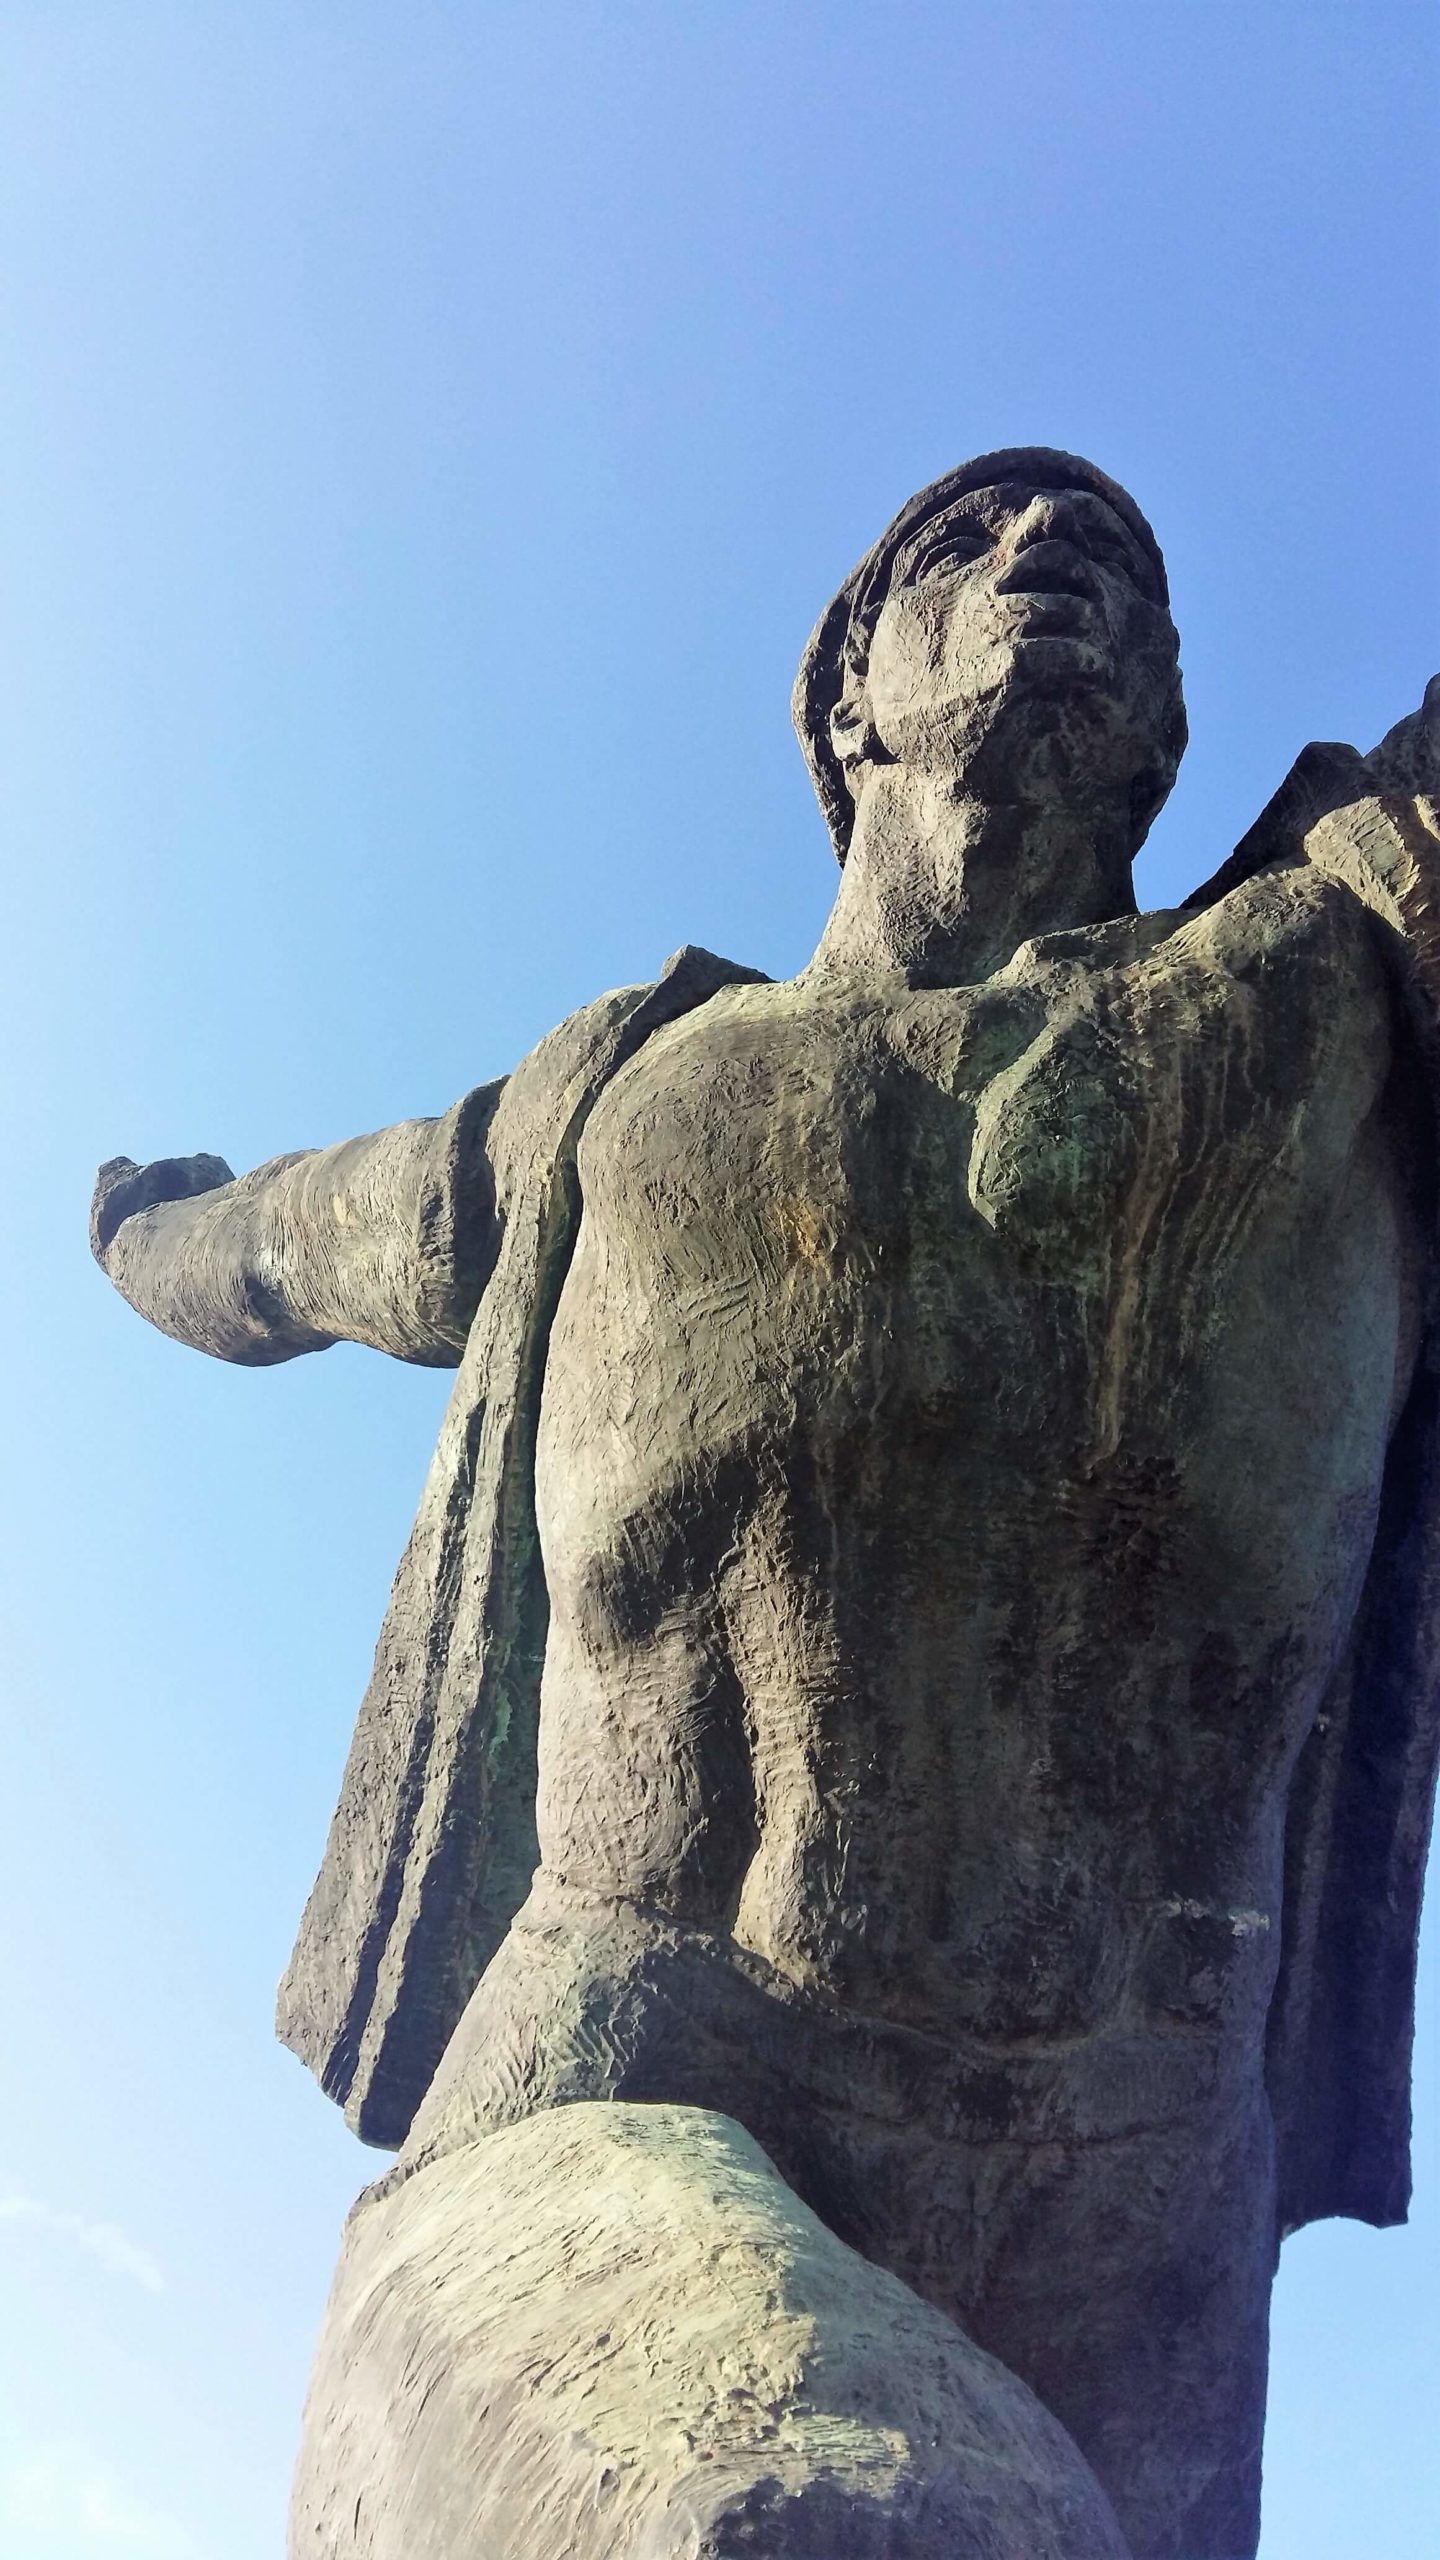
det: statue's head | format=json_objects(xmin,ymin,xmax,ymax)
[{"xmin": 794, "ymin": 449, "xmax": 1187, "ymax": 866}]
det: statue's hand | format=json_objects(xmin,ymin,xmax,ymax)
[
  {"xmin": 90, "ymin": 1151, "xmax": 235, "ymax": 1263},
  {"xmin": 1366, "ymin": 674, "xmax": 1440, "ymax": 798}
]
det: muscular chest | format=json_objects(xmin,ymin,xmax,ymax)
[{"xmin": 561, "ymin": 884, "xmax": 1404, "ymax": 1475}]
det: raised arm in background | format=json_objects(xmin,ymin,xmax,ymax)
[
  {"xmin": 90, "ymin": 1079, "xmax": 505, "ymax": 1369},
  {"xmin": 1187, "ymin": 676, "xmax": 1440, "ymax": 967}
]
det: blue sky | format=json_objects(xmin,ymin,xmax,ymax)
[{"xmin": 0, "ymin": 6, "xmax": 1436, "ymax": 2554}]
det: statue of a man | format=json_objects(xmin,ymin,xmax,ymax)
[{"xmin": 93, "ymin": 451, "xmax": 1440, "ymax": 2560}]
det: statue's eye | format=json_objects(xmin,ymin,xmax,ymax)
[
  {"xmin": 1088, "ymin": 527, "xmax": 1156, "ymax": 596},
  {"xmin": 912, "ymin": 529, "xmax": 990, "ymax": 580}
]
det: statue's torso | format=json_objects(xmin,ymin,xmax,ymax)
[{"xmin": 532, "ymin": 870, "xmax": 1423, "ymax": 2062}]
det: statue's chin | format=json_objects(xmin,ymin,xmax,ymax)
[
  {"xmin": 872, "ymin": 634, "xmax": 1153, "ymax": 788},
  {"xmin": 956, "ymin": 643, "xmax": 1128, "ymax": 764},
  {"xmin": 1004, "ymin": 632, "xmax": 1116, "ymax": 695},
  {"xmin": 948, "ymin": 630, "xmax": 1118, "ymax": 720}
]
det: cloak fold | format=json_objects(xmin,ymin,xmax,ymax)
[
  {"xmin": 1266, "ymin": 1354, "xmax": 1440, "ymax": 2233},
  {"xmin": 276, "ymin": 944, "xmax": 764, "ymax": 2145},
  {"xmin": 1195, "ymin": 738, "xmax": 1440, "ymax": 2236}
]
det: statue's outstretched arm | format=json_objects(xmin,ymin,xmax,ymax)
[{"xmin": 90, "ymin": 1080, "xmax": 505, "ymax": 1368}]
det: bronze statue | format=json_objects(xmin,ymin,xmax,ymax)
[{"xmin": 94, "ymin": 451, "xmax": 1440, "ymax": 2559}]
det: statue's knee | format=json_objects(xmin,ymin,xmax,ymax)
[
  {"xmin": 638, "ymin": 2463, "xmax": 1128, "ymax": 2560},
  {"xmin": 293, "ymin": 2103, "xmax": 1129, "ymax": 2560}
]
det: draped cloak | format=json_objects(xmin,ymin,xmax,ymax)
[
  {"xmin": 276, "ymin": 944, "xmax": 766, "ymax": 2149},
  {"xmin": 276, "ymin": 772, "xmax": 1440, "ymax": 2245}
]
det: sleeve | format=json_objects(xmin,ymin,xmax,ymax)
[{"xmin": 92, "ymin": 1079, "xmax": 506, "ymax": 1369}]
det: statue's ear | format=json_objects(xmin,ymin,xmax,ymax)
[
  {"xmin": 1128, "ymin": 767, "xmax": 1171, "ymax": 849},
  {"xmin": 1129, "ymin": 685, "xmax": 1187, "ymax": 851},
  {"xmin": 829, "ymin": 675, "xmax": 883, "ymax": 794}
]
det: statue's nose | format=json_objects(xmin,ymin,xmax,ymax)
[{"xmin": 1005, "ymin": 495, "xmax": 1083, "ymax": 556}]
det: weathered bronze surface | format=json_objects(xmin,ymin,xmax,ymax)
[{"xmin": 95, "ymin": 452, "xmax": 1440, "ymax": 2557}]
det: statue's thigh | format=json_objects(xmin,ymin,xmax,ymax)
[
  {"xmin": 806, "ymin": 2094, "xmax": 1272, "ymax": 2560},
  {"xmin": 290, "ymin": 2101, "xmax": 1130, "ymax": 2560}
]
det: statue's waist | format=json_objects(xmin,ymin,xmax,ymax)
[{"xmin": 485, "ymin": 1877, "xmax": 1264, "ymax": 2150}]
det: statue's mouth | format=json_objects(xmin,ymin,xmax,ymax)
[
  {"xmin": 1001, "ymin": 593, "xmax": 1104, "ymax": 645},
  {"xmin": 994, "ymin": 544, "xmax": 1102, "ymax": 607}
]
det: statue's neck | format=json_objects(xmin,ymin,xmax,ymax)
[{"xmin": 809, "ymin": 764, "xmax": 1137, "ymax": 988}]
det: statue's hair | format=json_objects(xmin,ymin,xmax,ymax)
[{"xmin": 792, "ymin": 447, "xmax": 1180, "ymax": 863}]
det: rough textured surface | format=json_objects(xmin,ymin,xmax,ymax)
[
  {"xmin": 93, "ymin": 446, "xmax": 1440, "ymax": 2560},
  {"xmin": 275, "ymin": 946, "xmax": 765, "ymax": 2140},
  {"xmin": 292, "ymin": 2104, "xmax": 1130, "ymax": 2560},
  {"xmin": 92, "ymin": 1091, "xmax": 503, "ymax": 1366}
]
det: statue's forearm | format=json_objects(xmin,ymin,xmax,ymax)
[{"xmin": 93, "ymin": 1082, "xmax": 504, "ymax": 1368}]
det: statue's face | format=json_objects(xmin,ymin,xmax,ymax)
[{"xmin": 857, "ymin": 479, "xmax": 1181, "ymax": 802}]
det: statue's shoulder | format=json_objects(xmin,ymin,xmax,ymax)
[
  {"xmin": 1165, "ymin": 858, "xmax": 1392, "ymax": 1007},
  {"xmin": 488, "ymin": 947, "xmax": 767, "ymax": 1199}
]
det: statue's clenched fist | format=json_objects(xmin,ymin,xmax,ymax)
[{"xmin": 90, "ymin": 1152, "xmax": 234, "ymax": 1262}]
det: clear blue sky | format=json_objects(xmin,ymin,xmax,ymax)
[{"xmin": 0, "ymin": 6, "xmax": 1435, "ymax": 2555}]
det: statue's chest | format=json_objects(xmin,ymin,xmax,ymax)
[
  {"xmin": 577, "ymin": 989, "xmax": 1007, "ymax": 1356},
  {"xmin": 572, "ymin": 892, "xmax": 1396, "ymax": 1449}
]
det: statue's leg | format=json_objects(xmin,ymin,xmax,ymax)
[
  {"xmin": 402, "ymin": 1888, "xmax": 1272, "ymax": 2557},
  {"xmin": 799, "ymin": 2087, "xmax": 1274, "ymax": 2560},
  {"xmin": 291, "ymin": 2102, "xmax": 1131, "ymax": 2559}
]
